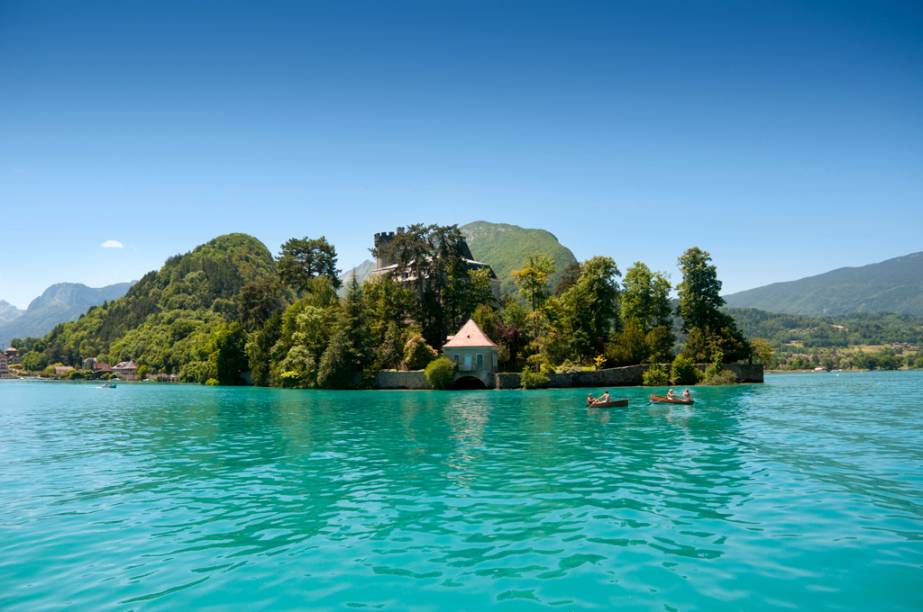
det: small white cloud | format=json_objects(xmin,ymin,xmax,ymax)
[{"xmin": 101, "ymin": 240, "xmax": 124, "ymax": 249}]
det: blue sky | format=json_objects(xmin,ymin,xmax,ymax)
[{"xmin": 1, "ymin": 0, "xmax": 921, "ymax": 309}]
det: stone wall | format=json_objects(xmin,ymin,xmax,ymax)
[
  {"xmin": 374, "ymin": 364, "xmax": 763, "ymax": 390},
  {"xmin": 374, "ymin": 370, "xmax": 431, "ymax": 389},
  {"xmin": 726, "ymin": 363, "xmax": 764, "ymax": 383}
]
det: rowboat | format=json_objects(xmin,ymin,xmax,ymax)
[
  {"xmin": 649, "ymin": 394, "xmax": 693, "ymax": 405},
  {"xmin": 588, "ymin": 398, "xmax": 629, "ymax": 408}
]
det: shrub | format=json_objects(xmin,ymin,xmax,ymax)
[
  {"xmin": 205, "ymin": 378, "xmax": 220, "ymax": 386},
  {"xmin": 701, "ymin": 364, "xmax": 737, "ymax": 385},
  {"xmin": 521, "ymin": 368, "xmax": 550, "ymax": 389},
  {"xmin": 555, "ymin": 359, "xmax": 583, "ymax": 374},
  {"xmin": 671, "ymin": 355, "xmax": 699, "ymax": 385},
  {"xmin": 526, "ymin": 353, "xmax": 554, "ymax": 376},
  {"xmin": 403, "ymin": 334, "xmax": 438, "ymax": 370},
  {"xmin": 643, "ymin": 364, "xmax": 670, "ymax": 386},
  {"xmin": 425, "ymin": 357, "xmax": 456, "ymax": 389}
]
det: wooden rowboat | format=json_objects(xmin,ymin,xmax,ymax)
[
  {"xmin": 649, "ymin": 394, "xmax": 694, "ymax": 405},
  {"xmin": 588, "ymin": 398, "xmax": 629, "ymax": 408}
]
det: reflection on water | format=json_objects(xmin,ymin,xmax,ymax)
[{"xmin": 1, "ymin": 373, "xmax": 922, "ymax": 610}]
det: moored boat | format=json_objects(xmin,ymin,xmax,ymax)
[{"xmin": 649, "ymin": 394, "xmax": 693, "ymax": 405}]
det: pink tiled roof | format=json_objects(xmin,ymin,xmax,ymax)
[{"xmin": 443, "ymin": 319, "xmax": 496, "ymax": 348}]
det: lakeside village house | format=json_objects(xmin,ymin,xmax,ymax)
[{"xmin": 0, "ymin": 346, "xmax": 19, "ymax": 378}]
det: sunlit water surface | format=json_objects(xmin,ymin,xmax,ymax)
[{"xmin": 1, "ymin": 372, "xmax": 921, "ymax": 609}]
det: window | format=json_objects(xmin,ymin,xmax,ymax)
[{"xmin": 477, "ymin": 353, "xmax": 483, "ymax": 369}]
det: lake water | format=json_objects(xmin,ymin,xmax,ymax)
[{"xmin": 1, "ymin": 372, "xmax": 921, "ymax": 609}]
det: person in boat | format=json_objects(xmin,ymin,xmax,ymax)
[
  {"xmin": 682, "ymin": 389, "xmax": 691, "ymax": 401},
  {"xmin": 597, "ymin": 391, "xmax": 611, "ymax": 405},
  {"xmin": 666, "ymin": 388, "xmax": 675, "ymax": 400},
  {"xmin": 587, "ymin": 393, "xmax": 596, "ymax": 406}
]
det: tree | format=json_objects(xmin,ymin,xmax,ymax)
[
  {"xmin": 403, "ymin": 334, "xmax": 438, "ymax": 370},
  {"xmin": 247, "ymin": 312, "xmax": 281, "ymax": 386},
  {"xmin": 677, "ymin": 247, "xmax": 751, "ymax": 363},
  {"xmin": 621, "ymin": 262, "xmax": 672, "ymax": 332},
  {"xmin": 616, "ymin": 262, "xmax": 674, "ymax": 364},
  {"xmin": 237, "ymin": 276, "xmax": 284, "ymax": 332},
  {"xmin": 677, "ymin": 247, "xmax": 725, "ymax": 332},
  {"xmin": 213, "ymin": 322, "xmax": 248, "ymax": 385},
  {"xmin": 552, "ymin": 256, "xmax": 621, "ymax": 360},
  {"xmin": 513, "ymin": 255, "xmax": 554, "ymax": 310},
  {"xmin": 278, "ymin": 236, "xmax": 341, "ymax": 294},
  {"xmin": 750, "ymin": 338, "xmax": 774, "ymax": 365},
  {"xmin": 606, "ymin": 320, "xmax": 648, "ymax": 366},
  {"xmin": 376, "ymin": 321, "xmax": 405, "ymax": 370},
  {"xmin": 317, "ymin": 329, "xmax": 360, "ymax": 388},
  {"xmin": 554, "ymin": 262, "xmax": 582, "ymax": 296}
]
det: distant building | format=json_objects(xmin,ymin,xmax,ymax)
[
  {"xmin": 83, "ymin": 357, "xmax": 112, "ymax": 373},
  {"xmin": 54, "ymin": 365, "xmax": 75, "ymax": 377},
  {"xmin": 4, "ymin": 346, "xmax": 19, "ymax": 364},
  {"xmin": 442, "ymin": 319, "xmax": 498, "ymax": 389},
  {"xmin": 372, "ymin": 230, "xmax": 498, "ymax": 287},
  {"xmin": 112, "ymin": 360, "xmax": 138, "ymax": 380},
  {"xmin": 0, "ymin": 353, "xmax": 8, "ymax": 377}
]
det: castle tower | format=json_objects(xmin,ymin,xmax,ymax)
[{"xmin": 373, "ymin": 231, "xmax": 397, "ymax": 270}]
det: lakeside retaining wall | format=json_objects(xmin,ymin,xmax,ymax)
[
  {"xmin": 374, "ymin": 370, "xmax": 431, "ymax": 389},
  {"xmin": 496, "ymin": 363, "xmax": 763, "ymax": 389},
  {"xmin": 373, "ymin": 364, "xmax": 763, "ymax": 390}
]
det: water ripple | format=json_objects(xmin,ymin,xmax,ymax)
[{"xmin": 1, "ymin": 373, "xmax": 922, "ymax": 609}]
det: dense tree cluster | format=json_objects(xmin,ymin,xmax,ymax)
[{"xmin": 14, "ymin": 227, "xmax": 759, "ymax": 386}]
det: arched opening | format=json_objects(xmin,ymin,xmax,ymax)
[{"xmin": 454, "ymin": 375, "xmax": 487, "ymax": 390}]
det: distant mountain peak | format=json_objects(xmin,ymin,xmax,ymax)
[
  {"xmin": 0, "ymin": 281, "xmax": 134, "ymax": 347},
  {"xmin": 0, "ymin": 300, "xmax": 24, "ymax": 325},
  {"xmin": 724, "ymin": 250, "xmax": 923, "ymax": 316}
]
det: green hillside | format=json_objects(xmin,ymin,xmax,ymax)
[
  {"xmin": 31, "ymin": 233, "xmax": 276, "ymax": 375},
  {"xmin": 725, "ymin": 251, "xmax": 923, "ymax": 316},
  {"xmin": 461, "ymin": 221, "xmax": 578, "ymax": 296}
]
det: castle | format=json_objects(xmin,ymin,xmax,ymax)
[{"xmin": 372, "ymin": 229, "xmax": 497, "ymax": 284}]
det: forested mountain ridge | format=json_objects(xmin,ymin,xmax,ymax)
[
  {"xmin": 25, "ymin": 234, "xmax": 276, "ymax": 375},
  {"xmin": 460, "ymin": 221, "xmax": 579, "ymax": 296},
  {"xmin": 0, "ymin": 282, "xmax": 132, "ymax": 348},
  {"xmin": 724, "ymin": 251, "xmax": 923, "ymax": 316}
]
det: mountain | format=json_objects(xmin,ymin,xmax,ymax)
[
  {"xmin": 460, "ymin": 221, "xmax": 579, "ymax": 296},
  {"xmin": 724, "ymin": 251, "xmax": 923, "ymax": 316},
  {"xmin": 0, "ymin": 282, "xmax": 132, "ymax": 347},
  {"xmin": 0, "ymin": 300, "xmax": 23, "ymax": 325},
  {"xmin": 34, "ymin": 233, "xmax": 276, "ymax": 373},
  {"xmin": 339, "ymin": 259, "xmax": 376, "ymax": 291}
]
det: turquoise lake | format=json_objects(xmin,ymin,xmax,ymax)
[{"xmin": 1, "ymin": 372, "xmax": 921, "ymax": 609}]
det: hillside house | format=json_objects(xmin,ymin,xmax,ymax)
[{"xmin": 113, "ymin": 360, "xmax": 138, "ymax": 380}]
